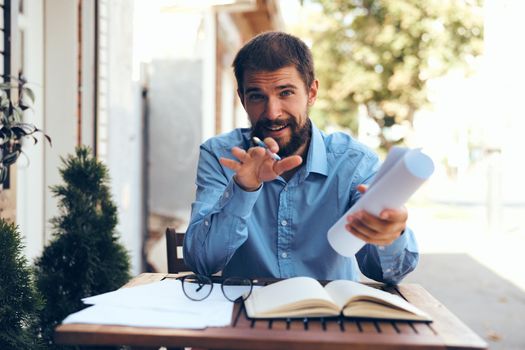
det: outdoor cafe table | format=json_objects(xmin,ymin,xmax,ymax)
[{"xmin": 54, "ymin": 273, "xmax": 488, "ymax": 350}]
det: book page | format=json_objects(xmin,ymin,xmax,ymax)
[
  {"xmin": 327, "ymin": 148, "xmax": 434, "ymax": 257},
  {"xmin": 324, "ymin": 280, "xmax": 378, "ymax": 309},
  {"xmin": 244, "ymin": 276, "xmax": 339, "ymax": 317},
  {"xmin": 342, "ymin": 300, "xmax": 431, "ymax": 321},
  {"xmin": 324, "ymin": 280, "xmax": 430, "ymax": 319}
]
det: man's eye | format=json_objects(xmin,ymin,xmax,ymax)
[
  {"xmin": 280, "ymin": 90, "xmax": 293, "ymax": 97},
  {"xmin": 248, "ymin": 94, "xmax": 264, "ymax": 101}
]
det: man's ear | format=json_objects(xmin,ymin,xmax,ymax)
[
  {"xmin": 307, "ymin": 79, "xmax": 319, "ymax": 106},
  {"xmin": 237, "ymin": 89, "xmax": 245, "ymax": 108}
]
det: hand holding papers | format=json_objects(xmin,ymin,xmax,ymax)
[{"xmin": 328, "ymin": 147, "xmax": 435, "ymax": 257}]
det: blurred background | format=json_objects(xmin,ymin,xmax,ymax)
[{"xmin": 3, "ymin": 0, "xmax": 524, "ymax": 348}]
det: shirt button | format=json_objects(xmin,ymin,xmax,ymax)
[
  {"xmin": 224, "ymin": 191, "xmax": 230, "ymax": 198},
  {"xmin": 281, "ymin": 220, "xmax": 288, "ymax": 226},
  {"xmin": 378, "ymin": 246, "xmax": 385, "ymax": 251},
  {"xmin": 283, "ymin": 186, "xmax": 288, "ymax": 191},
  {"xmin": 385, "ymin": 268, "xmax": 392, "ymax": 273},
  {"xmin": 281, "ymin": 252, "xmax": 288, "ymax": 258},
  {"xmin": 204, "ymin": 220, "xmax": 209, "ymax": 226}
]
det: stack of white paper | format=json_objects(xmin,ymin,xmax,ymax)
[
  {"xmin": 327, "ymin": 147, "xmax": 435, "ymax": 257},
  {"xmin": 62, "ymin": 279, "xmax": 234, "ymax": 329}
]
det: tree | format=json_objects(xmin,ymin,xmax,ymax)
[
  {"xmin": 307, "ymin": 0, "xmax": 483, "ymax": 149},
  {"xmin": 0, "ymin": 220, "xmax": 43, "ymax": 350},
  {"xmin": 35, "ymin": 146, "xmax": 130, "ymax": 348}
]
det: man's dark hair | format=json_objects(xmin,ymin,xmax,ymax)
[{"xmin": 232, "ymin": 31, "xmax": 315, "ymax": 93}]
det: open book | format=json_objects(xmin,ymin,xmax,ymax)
[
  {"xmin": 328, "ymin": 147, "xmax": 435, "ymax": 257},
  {"xmin": 244, "ymin": 277, "xmax": 432, "ymax": 321}
]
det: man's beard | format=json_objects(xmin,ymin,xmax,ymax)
[{"xmin": 251, "ymin": 116, "xmax": 312, "ymax": 158}]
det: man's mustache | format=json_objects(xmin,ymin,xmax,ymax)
[{"xmin": 255, "ymin": 118, "xmax": 295, "ymax": 129}]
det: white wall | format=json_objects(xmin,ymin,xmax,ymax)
[
  {"xmin": 148, "ymin": 59, "xmax": 202, "ymax": 220},
  {"xmin": 81, "ymin": 0, "xmax": 96, "ymax": 150},
  {"xmin": 16, "ymin": 0, "xmax": 45, "ymax": 261},
  {"xmin": 107, "ymin": 0, "xmax": 144, "ymax": 275},
  {"xmin": 201, "ymin": 9, "xmax": 216, "ymax": 142},
  {"xmin": 43, "ymin": 0, "xmax": 78, "ymax": 241}
]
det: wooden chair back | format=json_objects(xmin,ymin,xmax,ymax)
[{"xmin": 165, "ymin": 227, "xmax": 191, "ymax": 273}]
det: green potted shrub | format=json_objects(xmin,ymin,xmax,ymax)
[{"xmin": 35, "ymin": 146, "xmax": 131, "ymax": 348}]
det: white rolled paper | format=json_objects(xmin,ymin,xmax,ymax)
[{"xmin": 327, "ymin": 147, "xmax": 435, "ymax": 257}]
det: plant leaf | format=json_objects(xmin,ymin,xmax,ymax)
[
  {"xmin": 44, "ymin": 133, "xmax": 52, "ymax": 146},
  {"xmin": 22, "ymin": 87, "xmax": 35, "ymax": 103},
  {"xmin": 13, "ymin": 107, "xmax": 23, "ymax": 122},
  {"xmin": 11, "ymin": 126, "xmax": 30, "ymax": 138},
  {"xmin": 14, "ymin": 123, "xmax": 37, "ymax": 134},
  {"xmin": 0, "ymin": 166, "xmax": 7, "ymax": 183},
  {"xmin": 0, "ymin": 96, "xmax": 10, "ymax": 109},
  {"xmin": 2, "ymin": 150, "xmax": 20, "ymax": 166},
  {"xmin": 0, "ymin": 82, "xmax": 14, "ymax": 90}
]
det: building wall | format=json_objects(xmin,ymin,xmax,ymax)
[
  {"xmin": 148, "ymin": 59, "xmax": 202, "ymax": 222},
  {"xmin": 14, "ymin": 1, "xmax": 144, "ymax": 275},
  {"xmin": 106, "ymin": 0, "xmax": 144, "ymax": 275},
  {"xmin": 16, "ymin": 0, "xmax": 45, "ymax": 260},
  {"xmin": 43, "ymin": 0, "xmax": 78, "ymax": 242}
]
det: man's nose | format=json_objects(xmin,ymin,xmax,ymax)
[{"xmin": 265, "ymin": 97, "xmax": 282, "ymax": 120}]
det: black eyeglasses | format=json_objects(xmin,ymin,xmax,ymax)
[{"xmin": 179, "ymin": 274, "xmax": 253, "ymax": 302}]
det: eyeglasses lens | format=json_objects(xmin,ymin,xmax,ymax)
[
  {"xmin": 222, "ymin": 277, "xmax": 253, "ymax": 302},
  {"xmin": 182, "ymin": 274, "xmax": 213, "ymax": 301}
]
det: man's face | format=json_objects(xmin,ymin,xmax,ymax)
[{"xmin": 239, "ymin": 66, "xmax": 318, "ymax": 158}]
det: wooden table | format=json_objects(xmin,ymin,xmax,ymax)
[{"xmin": 55, "ymin": 273, "xmax": 487, "ymax": 350}]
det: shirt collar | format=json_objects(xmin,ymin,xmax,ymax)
[{"xmin": 304, "ymin": 121, "xmax": 328, "ymax": 177}]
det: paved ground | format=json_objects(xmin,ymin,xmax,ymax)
[
  {"xmin": 400, "ymin": 196, "xmax": 525, "ymax": 350},
  {"xmin": 404, "ymin": 253, "xmax": 525, "ymax": 350}
]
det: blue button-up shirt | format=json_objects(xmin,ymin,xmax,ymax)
[{"xmin": 183, "ymin": 123, "xmax": 419, "ymax": 284}]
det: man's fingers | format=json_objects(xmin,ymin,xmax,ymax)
[
  {"xmin": 347, "ymin": 215, "xmax": 380, "ymax": 237},
  {"xmin": 263, "ymin": 137, "xmax": 280, "ymax": 154},
  {"xmin": 355, "ymin": 211, "xmax": 389, "ymax": 233},
  {"xmin": 219, "ymin": 157, "xmax": 241, "ymax": 172},
  {"xmin": 231, "ymin": 147, "xmax": 247, "ymax": 162},
  {"xmin": 345, "ymin": 223, "xmax": 395, "ymax": 246},
  {"xmin": 350, "ymin": 208, "xmax": 407, "ymax": 233},
  {"xmin": 230, "ymin": 146, "xmax": 266, "ymax": 165},
  {"xmin": 274, "ymin": 155, "xmax": 302, "ymax": 173},
  {"xmin": 346, "ymin": 212, "xmax": 403, "ymax": 245},
  {"xmin": 379, "ymin": 207, "xmax": 408, "ymax": 221},
  {"xmin": 248, "ymin": 146, "xmax": 267, "ymax": 160}
]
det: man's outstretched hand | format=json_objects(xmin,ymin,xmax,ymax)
[{"xmin": 219, "ymin": 137, "xmax": 302, "ymax": 191}]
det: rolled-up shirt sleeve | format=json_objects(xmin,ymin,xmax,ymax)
[
  {"xmin": 356, "ymin": 227, "xmax": 419, "ymax": 284},
  {"xmin": 183, "ymin": 145, "xmax": 261, "ymax": 275}
]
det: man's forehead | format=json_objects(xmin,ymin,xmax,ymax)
[{"xmin": 243, "ymin": 66, "xmax": 302, "ymax": 88}]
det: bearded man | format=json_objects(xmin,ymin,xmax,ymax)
[{"xmin": 183, "ymin": 32, "xmax": 418, "ymax": 284}]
